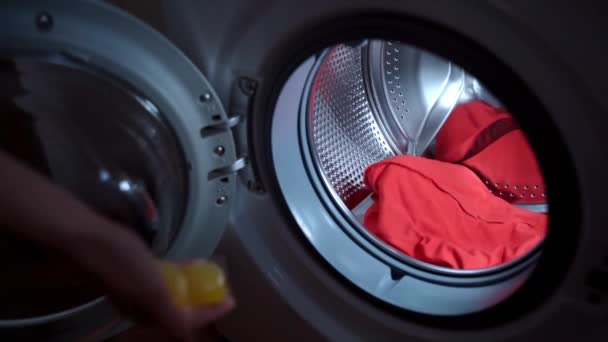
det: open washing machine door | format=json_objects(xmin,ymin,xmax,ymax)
[{"xmin": 0, "ymin": 0, "xmax": 241, "ymax": 340}]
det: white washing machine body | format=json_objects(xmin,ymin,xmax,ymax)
[{"xmin": 1, "ymin": 0, "xmax": 607, "ymax": 341}]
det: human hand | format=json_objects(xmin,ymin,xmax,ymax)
[
  {"xmin": 0, "ymin": 150, "xmax": 235, "ymax": 341},
  {"xmin": 74, "ymin": 223, "xmax": 235, "ymax": 341}
]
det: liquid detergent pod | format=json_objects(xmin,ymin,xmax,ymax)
[{"xmin": 160, "ymin": 260, "xmax": 227, "ymax": 307}]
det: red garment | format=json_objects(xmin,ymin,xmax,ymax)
[
  {"xmin": 363, "ymin": 156, "xmax": 547, "ymax": 269},
  {"xmin": 363, "ymin": 101, "xmax": 547, "ymax": 269},
  {"xmin": 434, "ymin": 101, "xmax": 546, "ymax": 203}
]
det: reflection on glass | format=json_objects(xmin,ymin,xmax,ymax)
[{"xmin": 0, "ymin": 55, "xmax": 187, "ymax": 318}]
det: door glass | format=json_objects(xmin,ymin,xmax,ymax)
[{"xmin": 0, "ymin": 55, "xmax": 188, "ymax": 319}]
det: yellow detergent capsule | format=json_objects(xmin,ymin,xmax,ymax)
[
  {"xmin": 160, "ymin": 262, "xmax": 189, "ymax": 307},
  {"xmin": 161, "ymin": 260, "xmax": 227, "ymax": 307},
  {"xmin": 182, "ymin": 261, "xmax": 227, "ymax": 306}
]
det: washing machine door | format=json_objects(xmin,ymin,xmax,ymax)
[{"xmin": 0, "ymin": 0, "xmax": 239, "ymax": 340}]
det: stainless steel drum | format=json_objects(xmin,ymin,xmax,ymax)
[{"xmin": 306, "ymin": 39, "xmax": 546, "ymax": 269}]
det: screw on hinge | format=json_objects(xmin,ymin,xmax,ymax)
[
  {"xmin": 216, "ymin": 195, "xmax": 228, "ymax": 206},
  {"xmin": 36, "ymin": 12, "xmax": 53, "ymax": 32},
  {"xmin": 214, "ymin": 145, "xmax": 225, "ymax": 156},
  {"xmin": 199, "ymin": 92, "xmax": 212, "ymax": 103}
]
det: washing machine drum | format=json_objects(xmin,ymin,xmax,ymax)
[
  {"xmin": 266, "ymin": 33, "xmax": 562, "ymax": 317},
  {"xmin": 306, "ymin": 41, "xmax": 547, "ymax": 269}
]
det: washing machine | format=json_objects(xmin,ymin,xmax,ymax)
[{"xmin": 1, "ymin": 0, "xmax": 607, "ymax": 341}]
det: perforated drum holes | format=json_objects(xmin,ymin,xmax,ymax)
[
  {"xmin": 309, "ymin": 45, "xmax": 394, "ymax": 208},
  {"xmin": 384, "ymin": 41, "xmax": 409, "ymax": 119}
]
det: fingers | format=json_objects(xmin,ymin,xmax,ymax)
[
  {"xmin": 187, "ymin": 295, "xmax": 236, "ymax": 327},
  {"xmin": 82, "ymin": 224, "xmax": 192, "ymax": 340},
  {"xmin": 0, "ymin": 151, "xmax": 235, "ymax": 340},
  {"xmin": 83, "ymin": 228, "xmax": 237, "ymax": 340}
]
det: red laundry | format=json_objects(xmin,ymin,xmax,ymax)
[
  {"xmin": 363, "ymin": 156, "xmax": 547, "ymax": 269},
  {"xmin": 434, "ymin": 100, "xmax": 546, "ymax": 203},
  {"xmin": 363, "ymin": 101, "xmax": 547, "ymax": 269}
]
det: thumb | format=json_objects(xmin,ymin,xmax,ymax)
[{"xmin": 72, "ymin": 220, "xmax": 192, "ymax": 340}]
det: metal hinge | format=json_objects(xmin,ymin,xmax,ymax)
[
  {"xmin": 202, "ymin": 112, "xmax": 247, "ymax": 181},
  {"xmin": 226, "ymin": 76, "xmax": 264, "ymax": 193}
]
